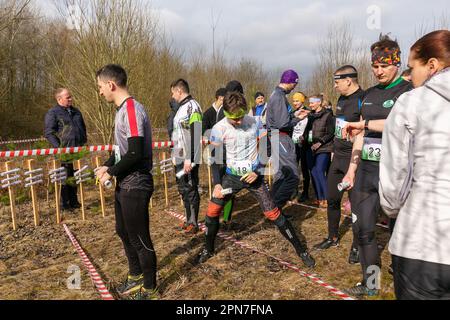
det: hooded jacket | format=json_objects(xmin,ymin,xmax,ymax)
[{"xmin": 380, "ymin": 68, "xmax": 450, "ymax": 265}]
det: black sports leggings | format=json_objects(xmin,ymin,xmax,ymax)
[{"xmin": 115, "ymin": 186, "xmax": 157, "ymax": 290}]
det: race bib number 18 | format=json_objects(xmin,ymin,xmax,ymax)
[
  {"xmin": 362, "ymin": 137, "xmax": 382, "ymax": 162},
  {"xmin": 231, "ymin": 160, "xmax": 253, "ymax": 176}
]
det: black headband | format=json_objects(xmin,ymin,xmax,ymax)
[{"xmin": 334, "ymin": 73, "xmax": 358, "ymax": 80}]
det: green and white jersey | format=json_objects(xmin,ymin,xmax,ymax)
[
  {"xmin": 172, "ymin": 96, "xmax": 202, "ymax": 158},
  {"xmin": 210, "ymin": 115, "xmax": 259, "ymax": 176}
]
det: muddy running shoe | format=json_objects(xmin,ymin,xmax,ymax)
[
  {"xmin": 184, "ymin": 224, "xmax": 199, "ymax": 235},
  {"xmin": 116, "ymin": 274, "xmax": 144, "ymax": 296},
  {"xmin": 178, "ymin": 222, "xmax": 189, "ymax": 231},
  {"xmin": 130, "ymin": 287, "xmax": 159, "ymax": 300},
  {"xmin": 197, "ymin": 248, "xmax": 214, "ymax": 264},
  {"xmin": 348, "ymin": 247, "xmax": 360, "ymax": 265},
  {"xmin": 344, "ymin": 283, "xmax": 379, "ymax": 298},
  {"xmin": 319, "ymin": 200, "xmax": 328, "ymax": 209},
  {"xmin": 299, "ymin": 251, "xmax": 316, "ymax": 268},
  {"xmin": 314, "ymin": 238, "xmax": 340, "ymax": 250}
]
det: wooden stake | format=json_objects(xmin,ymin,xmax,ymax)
[
  {"xmin": 268, "ymin": 161, "xmax": 272, "ymax": 189},
  {"xmin": 76, "ymin": 160, "xmax": 86, "ymax": 221},
  {"xmin": 95, "ymin": 157, "xmax": 106, "ymax": 218},
  {"xmin": 207, "ymin": 150, "xmax": 212, "ymax": 200},
  {"xmin": 52, "ymin": 160, "xmax": 61, "ymax": 224},
  {"xmin": 27, "ymin": 159, "xmax": 40, "ymax": 227},
  {"xmin": 162, "ymin": 152, "xmax": 169, "ymax": 207},
  {"xmin": 5, "ymin": 162, "xmax": 17, "ymax": 231}
]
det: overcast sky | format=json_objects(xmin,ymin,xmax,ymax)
[{"xmin": 36, "ymin": 0, "xmax": 449, "ymax": 80}]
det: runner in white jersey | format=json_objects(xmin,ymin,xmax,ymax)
[{"xmin": 197, "ymin": 91, "xmax": 316, "ymax": 268}]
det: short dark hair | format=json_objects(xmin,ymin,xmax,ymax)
[
  {"xmin": 223, "ymin": 92, "xmax": 247, "ymax": 113},
  {"xmin": 96, "ymin": 64, "xmax": 128, "ymax": 88},
  {"xmin": 401, "ymin": 68, "xmax": 412, "ymax": 77},
  {"xmin": 335, "ymin": 65, "xmax": 358, "ymax": 76},
  {"xmin": 225, "ymin": 80, "xmax": 244, "ymax": 94},
  {"xmin": 215, "ymin": 88, "xmax": 227, "ymax": 99},
  {"xmin": 370, "ymin": 33, "xmax": 400, "ymax": 53},
  {"xmin": 170, "ymin": 79, "xmax": 190, "ymax": 94}
]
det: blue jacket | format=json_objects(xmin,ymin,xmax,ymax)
[{"xmin": 44, "ymin": 105, "xmax": 87, "ymax": 148}]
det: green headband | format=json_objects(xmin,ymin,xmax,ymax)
[{"xmin": 224, "ymin": 108, "xmax": 247, "ymax": 120}]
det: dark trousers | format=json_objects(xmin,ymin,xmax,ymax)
[
  {"xmin": 296, "ymin": 144, "xmax": 311, "ymax": 198},
  {"xmin": 115, "ymin": 185, "xmax": 157, "ymax": 290},
  {"xmin": 176, "ymin": 163, "xmax": 200, "ymax": 227},
  {"xmin": 393, "ymin": 255, "xmax": 450, "ymax": 300},
  {"xmin": 352, "ymin": 161, "xmax": 381, "ymax": 284},
  {"xmin": 272, "ymin": 136, "xmax": 299, "ymax": 209},
  {"xmin": 61, "ymin": 162, "xmax": 79, "ymax": 207},
  {"xmin": 327, "ymin": 155, "xmax": 358, "ymax": 248},
  {"xmin": 308, "ymin": 152, "xmax": 331, "ymax": 201}
]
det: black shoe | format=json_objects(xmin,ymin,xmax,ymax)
[
  {"xmin": 348, "ymin": 247, "xmax": 360, "ymax": 265},
  {"xmin": 298, "ymin": 194, "xmax": 309, "ymax": 203},
  {"xmin": 70, "ymin": 202, "xmax": 81, "ymax": 209},
  {"xmin": 197, "ymin": 248, "xmax": 214, "ymax": 264},
  {"xmin": 344, "ymin": 283, "xmax": 379, "ymax": 297},
  {"xmin": 314, "ymin": 238, "xmax": 340, "ymax": 250},
  {"xmin": 116, "ymin": 274, "xmax": 144, "ymax": 296},
  {"xmin": 299, "ymin": 251, "xmax": 316, "ymax": 268}
]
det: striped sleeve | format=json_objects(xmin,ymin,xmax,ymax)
[{"xmin": 125, "ymin": 99, "xmax": 144, "ymax": 138}]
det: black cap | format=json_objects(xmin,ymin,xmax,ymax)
[
  {"xmin": 215, "ymin": 88, "xmax": 227, "ymax": 99},
  {"xmin": 225, "ymin": 80, "xmax": 244, "ymax": 94},
  {"xmin": 254, "ymin": 92, "xmax": 265, "ymax": 100}
]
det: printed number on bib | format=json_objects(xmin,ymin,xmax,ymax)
[
  {"xmin": 114, "ymin": 145, "xmax": 122, "ymax": 165},
  {"xmin": 231, "ymin": 160, "xmax": 253, "ymax": 176},
  {"xmin": 362, "ymin": 138, "xmax": 382, "ymax": 162},
  {"xmin": 335, "ymin": 118, "xmax": 348, "ymax": 140}
]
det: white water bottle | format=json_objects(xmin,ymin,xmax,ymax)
[
  {"xmin": 338, "ymin": 181, "xmax": 351, "ymax": 192},
  {"xmin": 176, "ymin": 163, "xmax": 197, "ymax": 179}
]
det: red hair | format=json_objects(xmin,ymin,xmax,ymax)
[{"xmin": 411, "ymin": 30, "xmax": 450, "ymax": 67}]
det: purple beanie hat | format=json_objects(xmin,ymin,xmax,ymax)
[{"xmin": 280, "ymin": 69, "xmax": 299, "ymax": 84}]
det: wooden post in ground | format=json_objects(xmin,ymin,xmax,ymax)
[
  {"xmin": 5, "ymin": 162, "xmax": 18, "ymax": 231},
  {"xmin": 95, "ymin": 157, "xmax": 106, "ymax": 218},
  {"xmin": 207, "ymin": 150, "xmax": 212, "ymax": 200},
  {"xmin": 26, "ymin": 159, "xmax": 40, "ymax": 226},
  {"xmin": 75, "ymin": 160, "xmax": 86, "ymax": 221},
  {"xmin": 162, "ymin": 152, "xmax": 169, "ymax": 207},
  {"xmin": 268, "ymin": 161, "xmax": 273, "ymax": 189},
  {"xmin": 52, "ymin": 159, "xmax": 61, "ymax": 224}
]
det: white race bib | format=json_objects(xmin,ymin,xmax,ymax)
[
  {"xmin": 114, "ymin": 145, "xmax": 122, "ymax": 165},
  {"xmin": 335, "ymin": 117, "xmax": 348, "ymax": 140},
  {"xmin": 362, "ymin": 137, "xmax": 382, "ymax": 162},
  {"xmin": 230, "ymin": 160, "xmax": 253, "ymax": 176}
]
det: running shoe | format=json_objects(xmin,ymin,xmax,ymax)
[
  {"xmin": 129, "ymin": 287, "xmax": 160, "ymax": 300},
  {"xmin": 299, "ymin": 251, "xmax": 316, "ymax": 268},
  {"xmin": 314, "ymin": 238, "xmax": 340, "ymax": 250},
  {"xmin": 197, "ymin": 248, "xmax": 214, "ymax": 264},
  {"xmin": 116, "ymin": 274, "xmax": 144, "ymax": 296},
  {"xmin": 344, "ymin": 283, "xmax": 379, "ymax": 297}
]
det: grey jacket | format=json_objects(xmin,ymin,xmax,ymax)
[{"xmin": 380, "ymin": 68, "xmax": 450, "ymax": 265}]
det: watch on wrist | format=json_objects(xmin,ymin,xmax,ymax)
[{"xmin": 364, "ymin": 119, "xmax": 370, "ymax": 130}]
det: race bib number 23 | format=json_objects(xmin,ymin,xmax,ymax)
[{"xmin": 362, "ymin": 137, "xmax": 382, "ymax": 162}]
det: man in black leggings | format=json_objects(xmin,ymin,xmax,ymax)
[
  {"xmin": 341, "ymin": 35, "xmax": 413, "ymax": 297},
  {"xmin": 314, "ymin": 65, "xmax": 364, "ymax": 265},
  {"xmin": 96, "ymin": 64, "xmax": 157, "ymax": 300}
]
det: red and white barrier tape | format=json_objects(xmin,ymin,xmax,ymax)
[
  {"xmin": 0, "ymin": 145, "xmax": 114, "ymax": 158},
  {"xmin": 0, "ymin": 137, "xmax": 46, "ymax": 146},
  {"xmin": 63, "ymin": 224, "xmax": 114, "ymax": 300},
  {"xmin": 165, "ymin": 210, "xmax": 355, "ymax": 301}
]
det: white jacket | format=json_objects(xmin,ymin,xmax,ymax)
[{"xmin": 380, "ymin": 68, "xmax": 450, "ymax": 265}]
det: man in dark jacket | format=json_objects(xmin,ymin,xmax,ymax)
[
  {"xmin": 266, "ymin": 70, "xmax": 301, "ymax": 211},
  {"xmin": 44, "ymin": 88, "xmax": 87, "ymax": 210},
  {"xmin": 202, "ymin": 88, "xmax": 227, "ymax": 135}
]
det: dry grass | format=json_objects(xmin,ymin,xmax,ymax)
[{"xmin": 0, "ymin": 180, "xmax": 396, "ymax": 300}]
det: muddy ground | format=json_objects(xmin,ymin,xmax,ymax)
[{"xmin": 0, "ymin": 174, "xmax": 395, "ymax": 301}]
